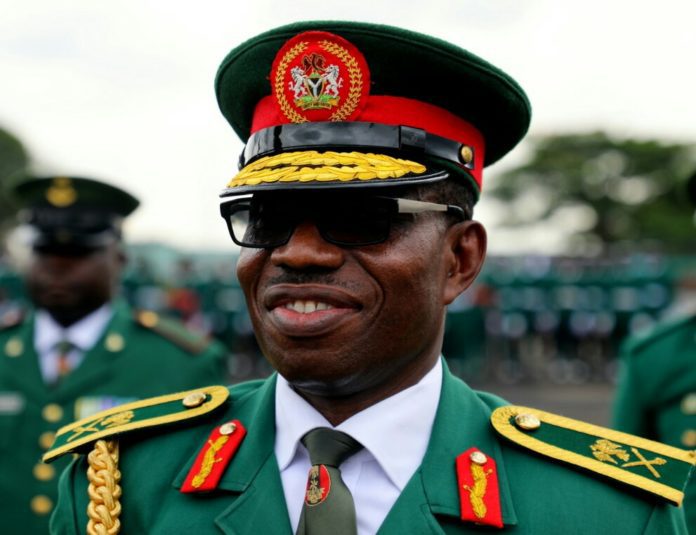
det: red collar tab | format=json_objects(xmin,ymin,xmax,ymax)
[
  {"xmin": 181, "ymin": 419, "xmax": 247, "ymax": 493},
  {"xmin": 271, "ymin": 30, "xmax": 370, "ymax": 124},
  {"xmin": 456, "ymin": 447, "xmax": 503, "ymax": 528}
]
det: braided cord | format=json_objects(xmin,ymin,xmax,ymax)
[
  {"xmin": 229, "ymin": 151, "xmax": 427, "ymax": 188},
  {"xmin": 87, "ymin": 439, "xmax": 122, "ymax": 535}
]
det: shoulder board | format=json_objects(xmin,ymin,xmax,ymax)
[
  {"xmin": 43, "ymin": 385, "xmax": 229, "ymax": 463},
  {"xmin": 623, "ymin": 313, "xmax": 696, "ymax": 355},
  {"xmin": 134, "ymin": 310, "xmax": 210, "ymax": 354},
  {"xmin": 0, "ymin": 307, "xmax": 25, "ymax": 331},
  {"xmin": 491, "ymin": 405, "xmax": 696, "ymax": 505}
]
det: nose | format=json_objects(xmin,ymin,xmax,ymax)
[{"xmin": 270, "ymin": 221, "xmax": 345, "ymax": 270}]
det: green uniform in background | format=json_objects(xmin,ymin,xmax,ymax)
[
  {"xmin": 0, "ymin": 300, "xmax": 226, "ymax": 534},
  {"xmin": 48, "ymin": 363, "xmax": 690, "ymax": 534},
  {"xmin": 613, "ymin": 313, "xmax": 696, "ymax": 531}
]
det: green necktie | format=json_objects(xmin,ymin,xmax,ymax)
[{"xmin": 296, "ymin": 428, "xmax": 363, "ymax": 535}]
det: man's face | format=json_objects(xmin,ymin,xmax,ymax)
[
  {"xmin": 25, "ymin": 243, "xmax": 125, "ymax": 327},
  {"xmin": 236, "ymin": 189, "xmax": 485, "ymax": 399}
]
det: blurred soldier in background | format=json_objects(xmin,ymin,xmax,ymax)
[
  {"xmin": 0, "ymin": 176, "xmax": 227, "ymax": 534},
  {"xmin": 613, "ymin": 170, "xmax": 696, "ymax": 532}
]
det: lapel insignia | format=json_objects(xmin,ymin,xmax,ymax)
[
  {"xmin": 181, "ymin": 419, "xmax": 247, "ymax": 492},
  {"xmin": 456, "ymin": 447, "xmax": 503, "ymax": 528}
]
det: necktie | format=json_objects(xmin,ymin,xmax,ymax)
[
  {"xmin": 55, "ymin": 339, "xmax": 74, "ymax": 380},
  {"xmin": 296, "ymin": 428, "xmax": 363, "ymax": 535}
]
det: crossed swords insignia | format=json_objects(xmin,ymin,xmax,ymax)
[{"xmin": 591, "ymin": 439, "xmax": 667, "ymax": 478}]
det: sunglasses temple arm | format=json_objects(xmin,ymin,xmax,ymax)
[{"xmin": 395, "ymin": 198, "xmax": 449, "ymax": 213}]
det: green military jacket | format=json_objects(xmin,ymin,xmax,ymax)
[
  {"xmin": 613, "ymin": 313, "xmax": 696, "ymax": 532},
  {"xmin": 0, "ymin": 300, "xmax": 227, "ymax": 535},
  {"xmin": 49, "ymin": 362, "xmax": 691, "ymax": 534}
]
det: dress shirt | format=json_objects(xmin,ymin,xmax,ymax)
[
  {"xmin": 275, "ymin": 358, "xmax": 442, "ymax": 535},
  {"xmin": 34, "ymin": 304, "xmax": 113, "ymax": 383}
]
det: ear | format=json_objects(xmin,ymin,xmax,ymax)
[{"xmin": 442, "ymin": 221, "xmax": 487, "ymax": 305}]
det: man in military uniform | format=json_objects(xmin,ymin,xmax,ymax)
[
  {"xmin": 0, "ymin": 176, "xmax": 227, "ymax": 533},
  {"xmin": 47, "ymin": 23, "xmax": 693, "ymax": 534},
  {"xmin": 613, "ymin": 170, "xmax": 696, "ymax": 532}
]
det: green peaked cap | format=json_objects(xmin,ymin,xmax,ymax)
[{"xmin": 215, "ymin": 20, "xmax": 532, "ymax": 170}]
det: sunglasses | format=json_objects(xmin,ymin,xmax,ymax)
[{"xmin": 220, "ymin": 194, "xmax": 466, "ymax": 248}]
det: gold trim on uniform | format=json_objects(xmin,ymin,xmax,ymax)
[
  {"xmin": 4, "ymin": 337, "xmax": 23, "ymax": 357},
  {"xmin": 682, "ymin": 429, "xmax": 696, "ymax": 448},
  {"xmin": 138, "ymin": 311, "xmax": 159, "ymax": 327},
  {"xmin": 104, "ymin": 333, "xmax": 125, "ymax": 352},
  {"xmin": 33, "ymin": 463, "xmax": 55, "ymax": 481},
  {"xmin": 228, "ymin": 151, "xmax": 427, "ymax": 189},
  {"xmin": 681, "ymin": 393, "xmax": 696, "ymax": 415},
  {"xmin": 42, "ymin": 404, "xmax": 63, "ymax": 423},
  {"xmin": 30, "ymin": 495, "xmax": 53, "ymax": 515},
  {"xmin": 182, "ymin": 391, "xmax": 207, "ymax": 408},
  {"xmin": 44, "ymin": 385, "xmax": 229, "ymax": 462},
  {"xmin": 491, "ymin": 405, "xmax": 696, "ymax": 505}
]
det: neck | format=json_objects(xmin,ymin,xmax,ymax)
[{"xmin": 294, "ymin": 352, "xmax": 440, "ymax": 426}]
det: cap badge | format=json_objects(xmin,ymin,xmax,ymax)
[
  {"xmin": 271, "ymin": 31, "xmax": 370, "ymax": 124},
  {"xmin": 46, "ymin": 177, "xmax": 77, "ymax": 207}
]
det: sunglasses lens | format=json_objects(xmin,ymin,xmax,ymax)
[
  {"xmin": 223, "ymin": 195, "xmax": 397, "ymax": 247},
  {"xmin": 320, "ymin": 199, "xmax": 392, "ymax": 245}
]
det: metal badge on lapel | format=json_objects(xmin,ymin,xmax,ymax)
[
  {"xmin": 456, "ymin": 447, "xmax": 503, "ymax": 528},
  {"xmin": 181, "ymin": 419, "xmax": 247, "ymax": 492}
]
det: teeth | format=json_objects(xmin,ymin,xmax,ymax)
[{"xmin": 284, "ymin": 300, "xmax": 333, "ymax": 313}]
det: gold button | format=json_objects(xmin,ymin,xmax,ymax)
[
  {"xmin": 515, "ymin": 413, "xmax": 541, "ymax": 431},
  {"xmin": 33, "ymin": 463, "xmax": 55, "ymax": 481},
  {"xmin": 5, "ymin": 337, "xmax": 23, "ymax": 357},
  {"xmin": 182, "ymin": 392, "xmax": 207, "ymax": 409},
  {"xmin": 682, "ymin": 429, "xmax": 696, "ymax": 448},
  {"xmin": 30, "ymin": 495, "xmax": 53, "ymax": 515},
  {"xmin": 42, "ymin": 404, "xmax": 63, "ymax": 423},
  {"xmin": 138, "ymin": 311, "xmax": 159, "ymax": 327},
  {"xmin": 681, "ymin": 393, "xmax": 696, "ymax": 415},
  {"xmin": 39, "ymin": 431, "xmax": 56, "ymax": 450},
  {"xmin": 470, "ymin": 451, "xmax": 488, "ymax": 465},
  {"xmin": 459, "ymin": 145, "xmax": 474, "ymax": 165},
  {"xmin": 219, "ymin": 422, "xmax": 237, "ymax": 436},
  {"xmin": 104, "ymin": 333, "xmax": 125, "ymax": 352}
]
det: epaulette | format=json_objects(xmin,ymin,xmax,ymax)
[
  {"xmin": 133, "ymin": 310, "xmax": 211, "ymax": 354},
  {"xmin": 622, "ymin": 313, "xmax": 696, "ymax": 356},
  {"xmin": 43, "ymin": 385, "xmax": 229, "ymax": 462},
  {"xmin": 0, "ymin": 306, "xmax": 25, "ymax": 331},
  {"xmin": 491, "ymin": 405, "xmax": 696, "ymax": 505}
]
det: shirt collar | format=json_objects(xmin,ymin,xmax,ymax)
[
  {"xmin": 34, "ymin": 304, "xmax": 113, "ymax": 353},
  {"xmin": 275, "ymin": 359, "xmax": 442, "ymax": 491}
]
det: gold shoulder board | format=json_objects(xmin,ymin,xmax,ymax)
[
  {"xmin": 491, "ymin": 405, "xmax": 696, "ymax": 505},
  {"xmin": 43, "ymin": 385, "xmax": 229, "ymax": 463},
  {"xmin": 134, "ymin": 310, "xmax": 210, "ymax": 354}
]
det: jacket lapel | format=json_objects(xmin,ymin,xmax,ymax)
[
  {"xmin": 379, "ymin": 361, "xmax": 518, "ymax": 533},
  {"xmin": 173, "ymin": 375, "xmax": 292, "ymax": 535}
]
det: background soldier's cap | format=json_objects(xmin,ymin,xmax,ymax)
[
  {"xmin": 215, "ymin": 20, "xmax": 531, "ymax": 201},
  {"xmin": 12, "ymin": 176, "xmax": 139, "ymax": 252}
]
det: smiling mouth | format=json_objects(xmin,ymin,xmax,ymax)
[{"xmin": 283, "ymin": 300, "xmax": 335, "ymax": 313}]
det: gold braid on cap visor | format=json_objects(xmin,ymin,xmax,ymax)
[{"xmin": 227, "ymin": 151, "xmax": 427, "ymax": 188}]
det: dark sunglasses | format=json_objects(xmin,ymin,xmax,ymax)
[{"xmin": 219, "ymin": 195, "xmax": 466, "ymax": 248}]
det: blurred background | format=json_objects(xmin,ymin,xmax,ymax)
[{"xmin": 2, "ymin": 0, "xmax": 695, "ymax": 425}]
